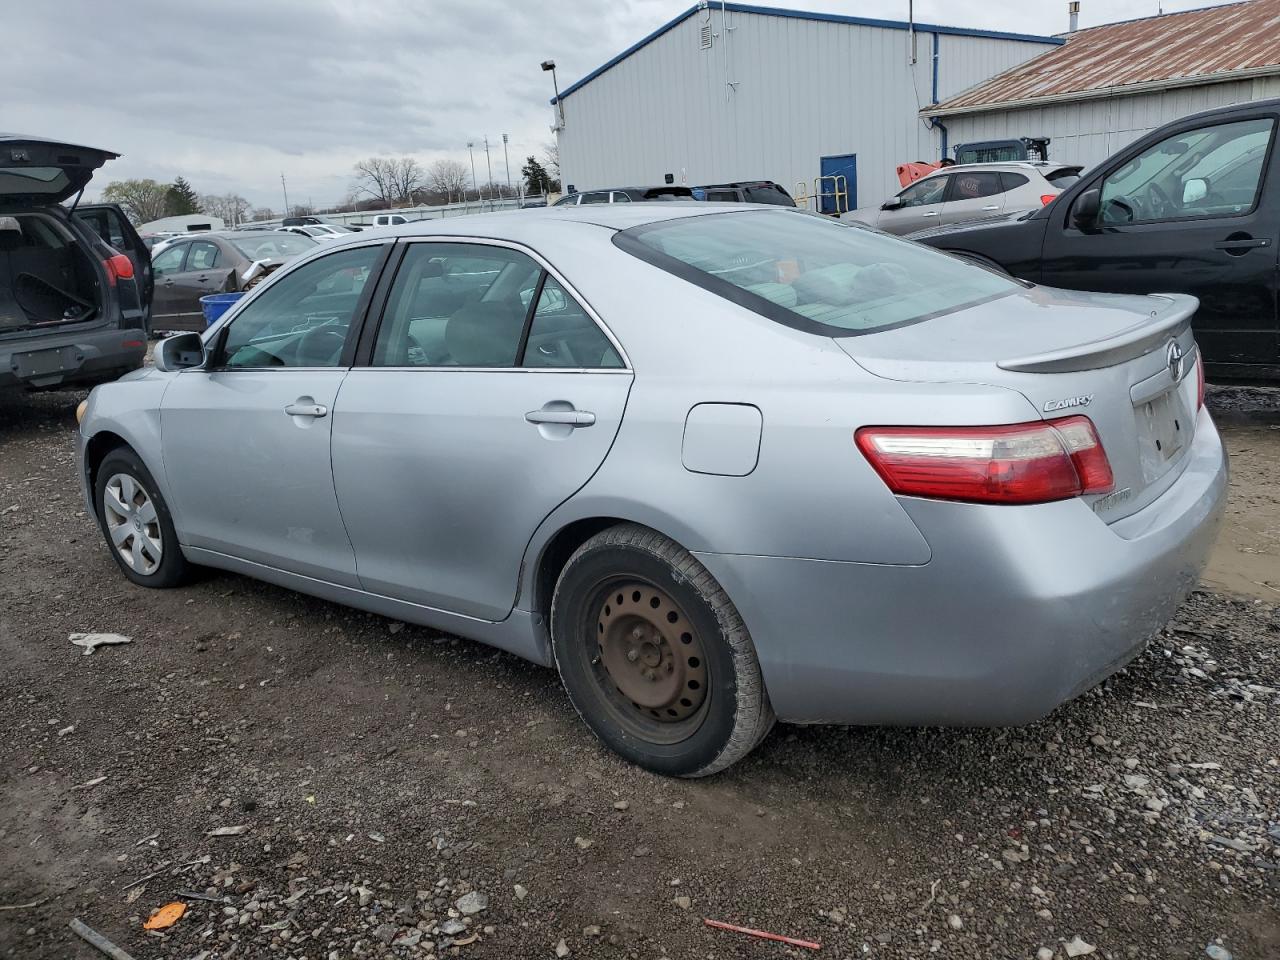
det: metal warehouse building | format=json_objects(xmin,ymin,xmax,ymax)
[
  {"xmin": 552, "ymin": 2, "xmax": 1063, "ymax": 211},
  {"xmin": 925, "ymin": 0, "xmax": 1280, "ymax": 173}
]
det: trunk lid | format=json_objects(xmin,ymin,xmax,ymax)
[
  {"xmin": 0, "ymin": 135, "xmax": 118, "ymax": 205},
  {"xmin": 839, "ymin": 286, "xmax": 1201, "ymax": 522}
]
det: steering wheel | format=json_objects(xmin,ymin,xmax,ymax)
[
  {"xmin": 1144, "ymin": 182, "xmax": 1172, "ymax": 219},
  {"xmin": 295, "ymin": 324, "xmax": 347, "ymax": 365}
]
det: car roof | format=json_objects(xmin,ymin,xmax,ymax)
[{"xmin": 917, "ymin": 161, "xmax": 1079, "ymax": 180}]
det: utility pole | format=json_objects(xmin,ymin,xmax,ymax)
[
  {"xmin": 280, "ymin": 173, "xmax": 290, "ymax": 218},
  {"xmin": 467, "ymin": 142, "xmax": 478, "ymax": 203},
  {"xmin": 502, "ymin": 134, "xmax": 512, "ymax": 199},
  {"xmin": 484, "ymin": 136, "xmax": 495, "ymax": 204}
]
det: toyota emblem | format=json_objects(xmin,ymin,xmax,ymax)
[{"xmin": 1166, "ymin": 340, "xmax": 1185, "ymax": 381}]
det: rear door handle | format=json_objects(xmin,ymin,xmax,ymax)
[
  {"xmin": 981, "ymin": 204, "xmax": 1000, "ymax": 211},
  {"xmin": 284, "ymin": 401, "xmax": 328, "ymax": 418},
  {"xmin": 525, "ymin": 409, "xmax": 595, "ymax": 427},
  {"xmin": 921, "ymin": 211, "xmax": 939, "ymax": 217},
  {"xmin": 1214, "ymin": 237, "xmax": 1270, "ymax": 253}
]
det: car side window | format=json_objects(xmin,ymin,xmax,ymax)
[
  {"xmin": 151, "ymin": 245, "xmax": 185, "ymax": 276},
  {"xmin": 610, "ymin": 192, "xmax": 633, "ymax": 203},
  {"xmin": 949, "ymin": 172, "xmax": 1003, "ymax": 200},
  {"xmin": 186, "ymin": 241, "xmax": 219, "ymax": 270},
  {"xmin": 220, "ymin": 244, "xmax": 382, "ymax": 369},
  {"xmin": 1099, "ymin": 117, "xmax": 1275, "ymax": 224},
  {"xmin": 372, "ymin": 243, "xmax": 540, "ymax": 367},
  {"xmin": 999, "ymin": 172, "xmax": 1030, "ymax": 191},
  {"xmin": 897, "ymin": 176, "xmax": 949, "ymax": 208},
  {"xmin": 579, "ymin": 192, "xmax": 610, "ymax": 204},
  {"xmin": 522, "ymin": 276, "xmax": 622, "ymax": 369}
]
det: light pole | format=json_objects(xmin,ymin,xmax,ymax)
[
  {"xmin": 502, "ymin": 133, "xmax": 512, "ymax": 200},
  {"xmin": 542, "ymin": 60, "xmax": 564, "ymax": 129},
  {"xmin": 466, "ymin": 142, "xmax": 478, "ymax": 203},
  {"xmin": 280, "ymin": 172, "xmax": 290, "ymax": 218},
  {"xmin": 484, "ymin": 136, "xmax": 495, "ymax": 205}
]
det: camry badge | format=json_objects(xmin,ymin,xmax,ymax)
[
  {"xmin": 1167, "ymin": 340, "xmax": 1185, "ymax": 381},
  {"xmin": 1043, "ymin": 394, "xmax": 1093, "ymax": 412}
]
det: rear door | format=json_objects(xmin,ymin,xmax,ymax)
[
  {"xmin": 330, "ymin": 239, "xmax": 632, "ymax": 621},
  {"xmin": 74, "ymin": 203, "xmax": 153, "ymax": 321},
  {"xmin": 1042, "ymin": 111, "xmax": 1280, "ymax": 369},
  {"xmin": 941, "ymin": 170, "xmax": 1005, "ymax": 224}
]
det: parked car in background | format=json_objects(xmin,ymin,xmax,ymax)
[
  {"xmin": 371, "ymin": 213, "xmax": 409, "ymax": 227},
  {"xmin": 911, "ymin": 99, "xmax": 1280, "ymax": 379},
  {"xmin": 280, "ymin": 224, "xmax": 345, "ymax": 242},
  {"xmin": 554, "ymin": 185, "xmax": 695, "ymax": 205},
  {"xmin": 149, "ymin": 230, "xmax": 316, "ymax": 331},
  {"xmin": 140, "ymin": 232, "xmax": 179, "ymax": 250},
  {"xmin": 843, "ymin": 162, "xmax": 1082, "ymax": 235},
  {"xmin": 282, "ymin": 215, "xmax": 362, "ymax": 232},
  {"xmin": 80, "ymin": 205, "xmax": 1224, "ymax": 776},
  {"xmin": 520, "ymin": 197, "xmax": 548, "ymax": 209},
  {"xmin": 693, "ymin": 180, "xmax": 795, "ymax": 205},
  {"xmin": 0, "ymin": 134, "xmax": 152, "ymax": 390}
]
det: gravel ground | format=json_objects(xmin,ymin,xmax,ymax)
[{"xmin": 0, "ymin": 387, "xmax": 1277, "ymax": 960}]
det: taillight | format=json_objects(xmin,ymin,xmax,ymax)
[
  {"xmin": 1195, "ymin": 349, "xmax": 1205, "ymax": 410},
  {"xmin": 1040, "ymin": 194, "xmax": 1057, "ymax": 206},
  {"xmin": 855, "ymin": 416, "xmax": 1114, "ymax": 505},
  {"xmin": 103, "ymin": 253, "xmax": 134, "ymax": 285}
]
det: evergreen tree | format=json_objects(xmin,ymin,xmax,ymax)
[
  {"xmin": 164, "ymin": 176, "xmax": 200, "ymax": 216},
  {"xmin": 522, "ymin": 156, "xmax": 551, "ymax": 194}
]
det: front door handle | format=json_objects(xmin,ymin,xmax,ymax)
[
  {"xmin": 921, "ymin": 211, "xmax": 939, "ymax": 217},
  {"xmin": 525, "ymin": 408, "xmax": 595, "ymax": 427},
  {"xmin": 981, "ymin": 204, "xmax": 1000, "ymax": 211},
  {"xmin": 284, "ymin": 401, "xmax": 328, "ymax": 418}
]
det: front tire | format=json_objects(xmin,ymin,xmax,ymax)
[
  {"xmin": 94, "ymin": 447, "xmax": 190, "ymax": 588},
  {"xmin": 550, "ymin": 524, "xmax": 774, "ymax": 777}
]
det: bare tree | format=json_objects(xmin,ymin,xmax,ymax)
[
  {"xmin": 201, "ymin": 193, "xmax": 251, "ymax": 227},
  {"xmin": 250, "ymin": 206, "xmax": 275, "ymax": 222},
  {"xmin": 389, "ymin": 157, "xmax": 424, "ymax": 205},
  {"xmin": 352, "ymin": 157, "xmax": 398, "ymax": 208},
  {"xmin": 427, "ymin": 159, "xmax": 469, "ymax": 202},
  {"xmin": 100, "ymin": 179, "xmax": 170, "ymax": 224},
  {"xmin": 542, "ymin": 141, "xmax": 560, "ymax": 179}
]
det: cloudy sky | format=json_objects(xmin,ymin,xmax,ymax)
[{"xmin": 5, "ymin": 0, "xmax": 1238, "ymax": 211}]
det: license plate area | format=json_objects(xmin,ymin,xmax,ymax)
[
  {"xmin": 12, "ymin": 345, "xmax": 81, "ymax": 379},
  {"xmin": 1135, "ymin": 389, "xmax": 1188, "ymax": 482}
]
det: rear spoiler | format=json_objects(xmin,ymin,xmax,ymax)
[{"xmin": 998, "ymin": 294, "xmax": 1197, "ymax": 374}]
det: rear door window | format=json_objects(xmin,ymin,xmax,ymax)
[
  {"xmin": 522, "ymin": 276, "xmax": 623, "ymax": 368},
  {"xmin": 948, "ymin": 172, "xmax": 1003, "ymax": 200}
]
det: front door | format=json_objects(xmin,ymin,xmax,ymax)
[
  {"xmin": 1042, "ymin": 112, "xmax": 1280, "ymax": 369},
  {"xmin": 876, "ymin": 174, "xmax": 951, "ymax": 235},
  {"xmin": 160, "ymin": 242, "xmax": 387, "ymax": 583},
  {"xmin": 819, "ymin": 153, "xmax": 857, "ymax": 214},
  {"xmin": 330, "ymin": 240, "xmax": 632, "ymax": 621},
  {"xmin": 166, "ymin": 239, "xmax": 231, "ymax": 331},
  {"xmin": 149, "ymin": 242, "xmax": 193, "ymax": 328}
]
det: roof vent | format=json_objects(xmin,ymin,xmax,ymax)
[{"xmin": 700, "ymin": 22, "xmax": 713, "ymax": 49}]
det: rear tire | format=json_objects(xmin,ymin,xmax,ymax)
[
  {"xmin": 94, "ymin": 447, "xmax": 191, "ymax": 588},
  {"xmin": 550, "ymin": 524, "xmax": 774, "ymax": 777}
]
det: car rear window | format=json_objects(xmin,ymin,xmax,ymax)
[{"xmin": 614, "ymin": 210, "xmax": 1018, "ymax": 336}]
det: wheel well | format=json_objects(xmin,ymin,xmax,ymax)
[
  {"xmin": 533, "ymin": 517, "xmax": 628, "ymax": 619},
  {"xmin": 84, "ymin": 431, "xmax": 130, "ymax": 515}
]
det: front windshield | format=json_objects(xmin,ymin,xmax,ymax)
[
  {"xmin": 231, "ymin": 233, "xmax": 316, "ymax": 259},
  {"xmin": 615, "ymin": 210, "xmax": 1018, "ymax": 335}
]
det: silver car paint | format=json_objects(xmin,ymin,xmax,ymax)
[{"xmin": 79, "ymin": 205, "xmax": 1228, "ymax": 725}]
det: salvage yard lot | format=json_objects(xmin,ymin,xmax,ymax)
[{"xmin": 1, "ymin": 388, "xmax": 1277, "ymax": 960}]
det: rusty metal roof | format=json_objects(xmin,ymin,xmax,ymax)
[{"xmin": 925, "ymin": 0, "xmax": 1280, "ymax": 116}]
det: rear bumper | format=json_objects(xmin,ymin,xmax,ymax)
[
  {"xmin": 0, "ymin": 326, "xmax": 144, "ymax": 390},
  {"xmin": 695, "ymin": 410, "xmax": 1228, "ymax": 726}
]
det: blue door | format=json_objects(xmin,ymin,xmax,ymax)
[{"xmin": 819, "ymin": 153, "xmax": 857, "ymax": 214}]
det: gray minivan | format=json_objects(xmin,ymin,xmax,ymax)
[{"xmin": 0, "ymin": 135, "xmax": 152, "ymax": 390}]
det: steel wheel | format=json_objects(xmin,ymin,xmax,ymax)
[
  {"xmin": 589, "ymin": 578, "xmax": 710, "ymax": 743},
  {"xmin": 102, "ymin": 472, "xmax": 164, "ymax": 576}
]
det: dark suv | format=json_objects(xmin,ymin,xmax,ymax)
[
  {"xmin": 1, "ymin": 135, "xmax": 152, "ymax": 390},
  {"xmin": 693, "ymin": 181, "xmax": 795, "ymax": 205},
  {"xmin": 910, "ymin": 99, "xmax": 1280, "ymax": 380}
]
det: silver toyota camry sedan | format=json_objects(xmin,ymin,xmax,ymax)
[{"xmin": 77, "ymin": 205, "xmax": 1227, "ymax": 776}]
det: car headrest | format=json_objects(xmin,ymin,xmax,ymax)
[
  {"xmin": 0, "ymin": 230, "xmax": 26, "ymax": 252},
  {"xmin": 444, "ymin": 301, "xmax": 526, "ymax": 366}
]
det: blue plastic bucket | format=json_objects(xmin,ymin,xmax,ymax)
[{"xmin": 200, "ymin": 292, "xmax": 244, "ymax": 327}]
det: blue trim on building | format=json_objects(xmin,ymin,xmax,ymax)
[
  {"xmin": 551, "ymin": 2, "xmax": 1064, "ymax": 104},
  {"xmin": 931, "ymin": 30, "xmax": 940, "ymax": 104}
]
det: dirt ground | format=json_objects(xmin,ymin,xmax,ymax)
[{"xmin": 0, "ymin": 385, "xmax": 1277, "ymax": 960}]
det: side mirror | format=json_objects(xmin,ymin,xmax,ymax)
[
  {"xmin": 153, "ymin": 332, "xmax": 206, "ymax": 372},
  {"xmin": 1071, "ymin": 187, "xmax": 1101, "ymax": 229},
  {"xmin": 881, "ymin": 196, "xmax": 904, "ymax": 211},
  {"xmin": 1182, "ymin": 178, "xmax": 1208, "ymax": 204}
]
